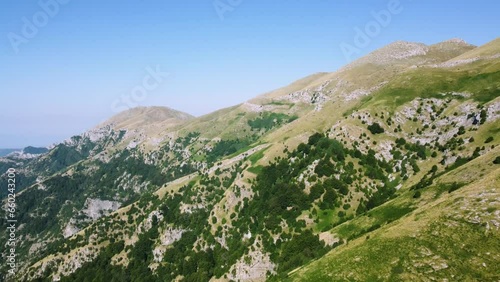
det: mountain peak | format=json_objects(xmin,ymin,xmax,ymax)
[
  {"xmin": 442, "ymin": 37, "xmax": 469, "ymax": 45},
  {"xmin": 100, "ymin": 106, "xmax": 194, "ymax": 130},
  {"xmin": 447, "ymin": 37, "xmax": 500, "ymax": 61},
  {"xmin": 343, "ymin": 40, "xmax": 429, "ymax": 69},
  {"xmin": 431, "ymin": 38, "xmax": 476, "ymax": 49},
  {"xmin": 343, "ymin": 38, "xmax": 477, "ymax": 71},
  {"xmin": 378, "ymin": 40, "xmax": 429, "ymax": 58}
]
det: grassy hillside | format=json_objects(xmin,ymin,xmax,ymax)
[
  {"xmin": 2, "ymin": 38, "xmax": 499, "ymax": 282},
  {"xmin": 289, "ymin": 150, "xmax": 500, "ymax": 281}
]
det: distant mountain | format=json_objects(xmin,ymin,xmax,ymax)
[
  {"xmin": 2, "ymin": 38, "xmax": 499, "ymax": 281},
  {"xmin": 22, "ymin": 146, "xmax": 49, "ymax": 155},
  {"xmin": 0, "ymin": 146, "xmax": 49, "ymax": 158},
  {"xmin": 0, "ymin": 149, "xmax": 20, "ymax": 157}
]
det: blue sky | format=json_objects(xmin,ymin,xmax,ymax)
[{"xmin": 0, "ymin": 0, "xmax": 499, "ymax": 148}]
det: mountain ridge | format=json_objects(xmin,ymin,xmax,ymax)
[
  {"xmin": 2, "ymin": 37, "xmax": 499, "ymax": 282},
  {"xmin": 97, "ymin": 106, "xmax": 194, "ymax": 130}
]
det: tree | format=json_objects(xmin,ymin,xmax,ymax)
[
  {"xmin": 395, "ymin": 138, "xmax": 406, "ymax": 146},
  {"xmin": 367, "ymin": 123, "xmax": 384, "ymax": 134},
  {"xmin": 321, "ymin": 188, "xmax": 337, "ymax": 209},
  {"xmin": 480, "ymin": 109, "xmax": 487, "ymax": 124},
  {"xmin": 458, "ymin": 126, "xmax": 466, "ymax": 135},
  {"xmin": 277, "ymin": 230, "xmax": 326, "ymax": 273},
  {"xmin": 314, "ymin": 158, "xmax": 335, "ymax": 177},
  {"xmin": 308, "ymin": 132, "xmax": 324, "ymax": 146},
  {"xmin": 493, "ymin": 156, "xmax": 500, "ymax": 165},
  {"xmin": 430, "ymin": 165, "xmax": 438, "ymax": 174},
  {"xmin": 309, "ymin": 183, "xmax": 325, "ymax": 201}
]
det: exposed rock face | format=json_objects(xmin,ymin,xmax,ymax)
[
  {"xmin": 274, "ymin": 80, "xmax": 332, "ymax": 111},
  {"xmin": 152, "ymin": 227, "xmax": 186, "ymax": 262},
  {"xmin": 343, "ymin": 41, "xmax": 429, "ymax": 70},
  {"xmin": 227, "ymin": 246, "xmax": 276, "ymax": 281},
  {"xmin": 127, "ymin": 140, "xmax": 140, "ymax": 149},
  {"xmin": 319, "ymin": 231, "xmax": 340, "ymax": 247},
  {"xmin": 487, "ymin": 101, "xmax": 500, "ymax": 122},
  {"xmin": 5, "ymin": 151, "xmax": 46, "ymax": 160},
  {"xmin": 63, "ymin": 125, "xmax": 115, "ymax": 149},
  {"xmin": 28, "ymin": 242, "xmax": 45, "ymax": 255},
  {"xmin": 241, "ymin": 102, "xmax": 280, "ymax": 113},
  {"xmin": 139, "ymin": 210, "xmax": 165, "ymax": 232},
  {"xmin": 376, "ymin": 140, "xmax": 394, "ymax": 161},
  {"xmin": 82, "ymin": 198, "xmax": 121, "ymax": 220},
  {"xmin": 115, "ymin": 172, "xmax": 150, "ymax": 193},
  {"xmin": 343, "ymin": 82, "xmax": 387, "ymax": 101},
  {"xmin": 160, "ymin": 227, "xmax": 184, "ymax": 246},
  {"xmin": 63, "ymin": 220, "xmax": 80, "ymax": 238}
]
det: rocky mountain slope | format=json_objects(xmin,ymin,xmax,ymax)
[{"xmin": 1, "ymin": 38, "xmax": 499, "ymax": 281}]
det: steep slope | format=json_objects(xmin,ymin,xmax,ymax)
[
  {"xmin": 290, "ymin": 150, "xmax": 500, "ymax": 281},
  {"xmin": 2, "ymin": 38, "xmax": 499, "ymax": 282},
  {"xmin": 0, "ymin": 107, "xmax": 197, "ymax": 276},
  {"xmin": 445, "ymin": 37, "xmax": 500, "ymax": 61},
  {"xmin": 285, "ymin": 37, "xmax": 500, "ymax": 281}
]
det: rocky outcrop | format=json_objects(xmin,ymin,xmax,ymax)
[{"xmin": 81, "ymin": 198, "xmax": 121, "ymax": 220}]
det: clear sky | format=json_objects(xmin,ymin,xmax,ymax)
[{"xmin": 0, "ymin": 0, "xmax": 499, "ymax": 148}]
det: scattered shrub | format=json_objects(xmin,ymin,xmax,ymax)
[{"xmin": 367, "ymin": 123, "xmax": 384, "ymax": 134}]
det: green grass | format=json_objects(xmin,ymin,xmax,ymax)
[
  {"xmin": 333, "ymin": 204, "xmax": 415, "ymax": 241},
  {"xmin": 290, "ymin": 151, "xmax": 500, "ymax": 281},
  {"xmin": 343, "ymin": 95, "xmax": 373, "ymax": 117},
  {"xmin": 427, "ymin": 181, "xmax": 467, "ymax": 194},
  {"xmin": 247, "ymin": 165, "xmax": 263, "ymax": 175},
  {"xmin": 334, "ymin": 221, "xmax": 365, "ymax": 239},
  {"xmin": 487, "ymin": 124, "xmax": 500, "ymax": 135},
  {"xmin": 226, "ymin": 141, "xmax": 261, "ymax": 159},
  {"xmin": 371, "ymin": 69, "xmax": 500, "ymax": 109},
  {"xmin": 292, "ymin": 223, "xmax": 500, "ymax": 281},
  {"xmin": 314, "ymin": 209, "xmax": 340, "ymax": 233},
  {"xmin": 367, "ymin": 204, "xmax": 415, "ymax": 225},
  {"xmin": 248, "ymin": 147, "xmax": 267, "ymax": 165},
  {"xmin": 291, "ymin": 214, "xmax": 499, "ymax": 282},
  {"xmin": 265, "ymin": 100, "xmax": 294, "ymax": 107}
]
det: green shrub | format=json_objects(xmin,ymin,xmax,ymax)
[
  {"xmin": 248, "ymin": 112, "xmax": 297, "ymax": 131},
  {"xmin": 367, "ymin": 123, "xmax": 384, "ymax": 134},
  {"xmin": 458, "ymin": 126, "xmax": 466, "ymax": 135},
  {"xmin": 448, "ymin": 182, "xmax": 465, "ymax": 193},
  {"xmin": 493, "ymin": 156, "xmax": 500, "ymax": 165}
]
